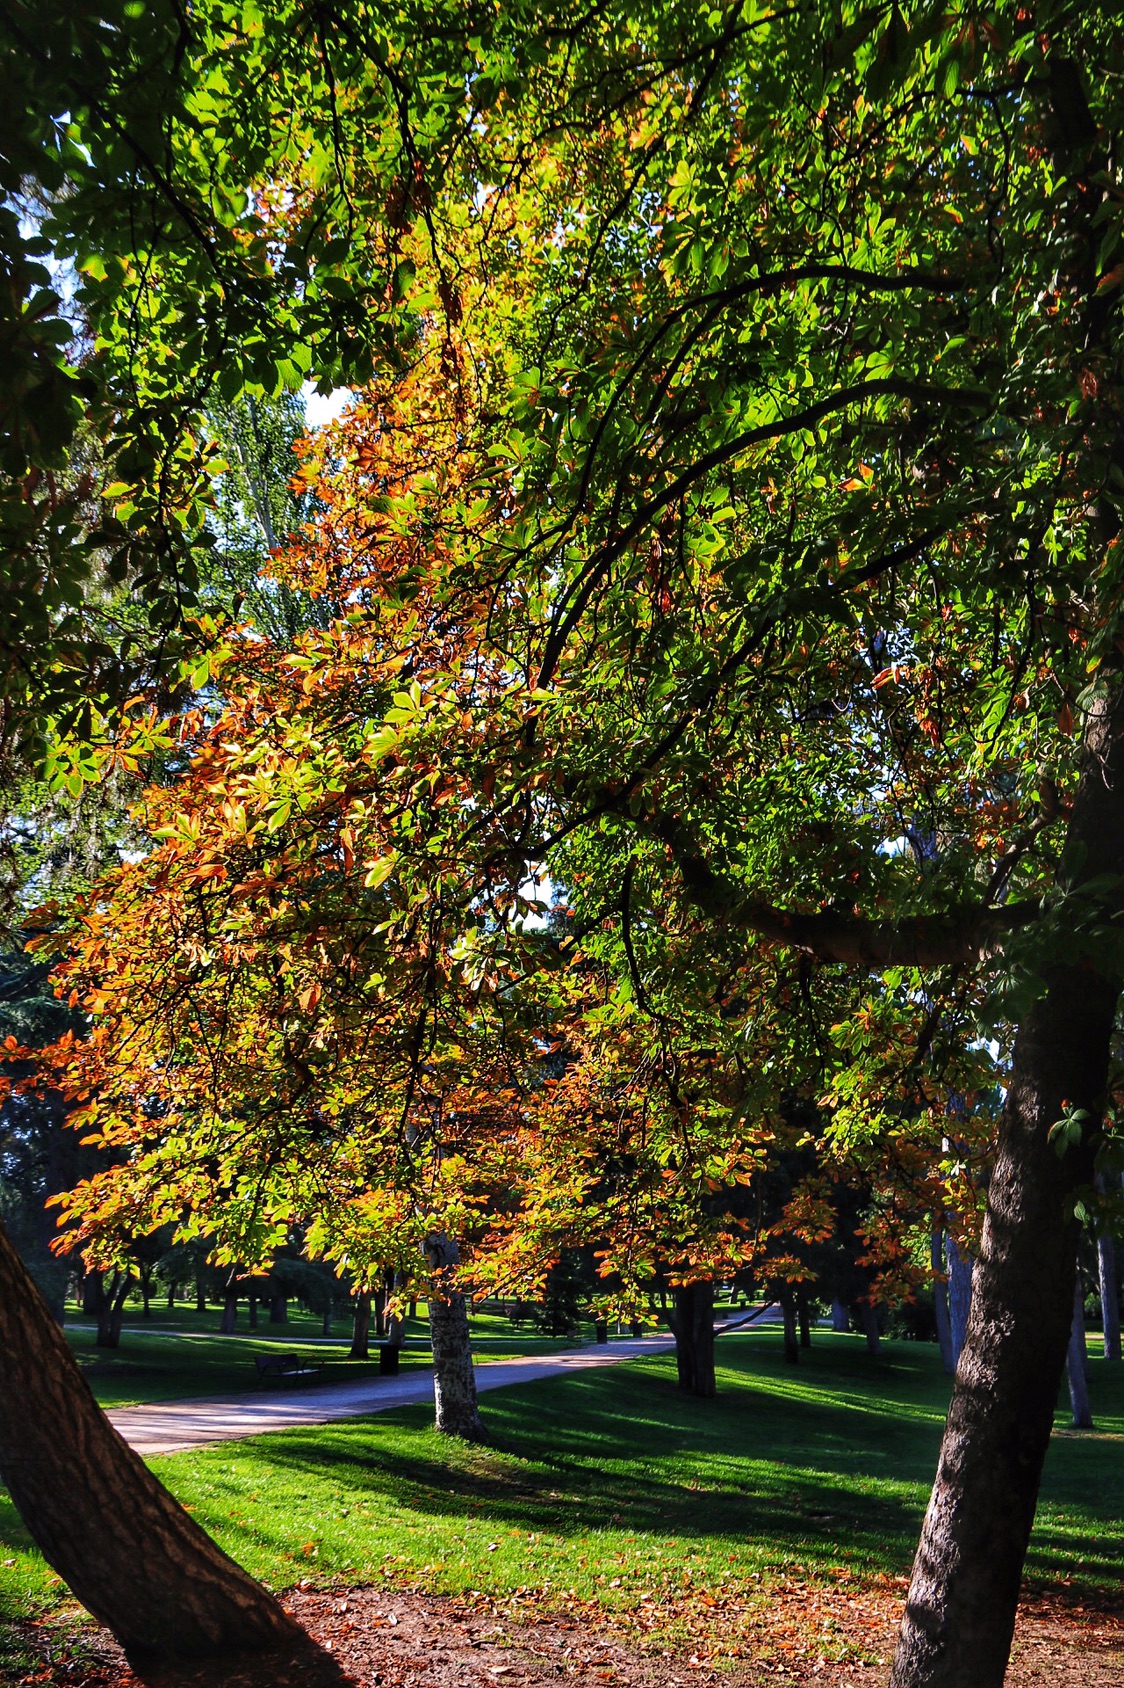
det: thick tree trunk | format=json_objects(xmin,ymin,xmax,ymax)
[
  {"xmin": 891, "ymin": 683, "xmax": 1124, "ymax": 1688},
  {"xmin": 668, "ymin": 1280, "xmax": 717, "ymax": 1396},
  {"xmin": 269, "ymin": 1293, "xmax": 287, "ymax": 1325},
  {"xmin": 1096, "ymin": 1175, "xmax": 1121, "ymax": 1361},
  {"xmin": 946, "ymin": 1233, "xmax": 973, "ymax": 1367},
  {"xmin": 1066, "ymin": 1275, "xmax": 1094, "ymax": 1429},
  {"xmin": 830, "ymin": 1296, "xmax": 849, "ymax": 1333},
  {"xmin": 0, "ymin": 1219, "xmax": 298, "ymax": 1661},
  {"xmin": 82, "ymin": 1268, "xmax": 101, "ymax": 1315},
  {"xmin": 931, "ymin": 1229, "xmax": 954, "ymax": 1375},
  {"xmin": 424, "ymin": 1234, "xmax": 486, "ymax": 1440},
  {"xmin": 779, "ymin": 1285, "xmax": 799, "ymax": 1364}
]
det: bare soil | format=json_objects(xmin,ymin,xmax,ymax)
[{"xmin": 9, "ymin": 1581, "xmax": 1121, "ymax": 1688}]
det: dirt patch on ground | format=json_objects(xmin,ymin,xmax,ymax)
[{"xmin": 9, "ymin": 1582, "xmax": 1122, "ymax": 1688}]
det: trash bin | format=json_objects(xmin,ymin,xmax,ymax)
[{"xmin": 594, "ymin": 1321, "xmax": 609, "ymax": 1345}]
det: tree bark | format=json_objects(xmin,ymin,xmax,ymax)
[
  {"xmin": 349, "ymin": 1290, "xmax": 371, "ymax": 1358},
  {"xmin": 81, "ymin": 1268, "xmax": 101, "ymax": 1315},
  {"xmin": 797, "ymin": 1288, "xmax": 812, "ymax": 1349},
  {"xmin": 668, "ymin": 1280, "xmax": 717, "ymax": 1396},
  {"xmin": 1096, "ymin": 1174, "xmax": 1121, "ymax": 1362},
  {"xmin": 0, "ymin": 1218, "xmax": 298, "ymax": 1661},
  {"xmin": 424, "ymin": 1234, "xmax": 486, "ymax": 1440},
  {"xmin": 931, "ymin": 1229, "xmax": 954, "ymax": 1375},
  {"xmin": 890, "ymin": 682, "xmax": 1124, "ymax": 1688},
  {"xmin": 248, "ymin": 1289, "xmax": 258, "ymax": 1329},
  {"xmin": 321, "ymin": 1305, "xmax": 332, "ymax": 1337},
  {"xmin": 269, "ymin": 1293, "xmax": 287, "ymax": 1324},
  {"xmin": 219, "ymin": 1287, "xmax": 238, "ymax": 1335},
  {"xmin": 830, "ymin": 1296, "xmax": 849, "ymax": 1333},
  {"xmin": 1066, "ymin": 1275, "xmax": 1094, "ymax": 1429}
]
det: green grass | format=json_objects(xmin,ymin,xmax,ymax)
[{"xmin": 3, "ymin": 1330, "xmax": 1120, "ymax": 1640}]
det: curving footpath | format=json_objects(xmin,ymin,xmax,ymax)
[{"xmin": 108, "ymin": 1310, "xmax": 780, "ymax": 1459}]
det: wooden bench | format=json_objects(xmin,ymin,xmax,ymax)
[{"xmin": 253, "ymin": 1352, "xmax": 326, "ymax": 1386}]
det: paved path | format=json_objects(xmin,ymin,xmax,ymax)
[{"xmin": 108, "ymin": 1309, "xmax": 781, "ymax": 1459}]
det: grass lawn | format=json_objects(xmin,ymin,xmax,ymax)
[{"xmin": 3, "ymin": 1330, "xmax": 1120, "ymax": 1642}]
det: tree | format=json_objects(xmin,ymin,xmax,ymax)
[
  {"xmin": 0, "ymin": 1217, "xmax": 297, "ymax": 1659},
  {"xmin": 13, "ymin": 6, "xmax": 1124, "ymax": 1686}
]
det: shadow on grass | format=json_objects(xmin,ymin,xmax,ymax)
[{"xmin": 202, "ymin": 1336, "xmax": 1122, "ymax": 1589}]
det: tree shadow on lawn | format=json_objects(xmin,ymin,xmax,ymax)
[
  {"xmin": 193, "ymin": 1340, "xmax": 1121, "ymax": 1593},
  {"xmin": 220, "ymin": 1349, "xmax": 942, "ymax": 1577}
]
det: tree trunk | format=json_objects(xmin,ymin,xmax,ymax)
[
  {"xmin": 219, "ymin": 1288, "xmax": 238, "ymax": 1335},
  {"xmin": 94, "ymin": 1270, "xmax": 131, "ymax": 1349},
  {"xmin": 779, "ymin": 1285, "xmax": 799, "ymax": 1364},
  {"xmin": 0, "ymin": 1218, "xmax": 298, "ymax": 1661},
  {"xmin": 424, "ymin": 1234, "xmax": 486, "ymax": 1439},
  {"xmin": 82, "ymin": 1268, "xmax": 101, "ymax": 1315},
  {"xmin": 374, "ymin": 1280, "xmax": 387, "ymax": 1337},
  {"xmin": 140, "ymin": 1267, "xmax": 153, "ymax": 1319},
  {"xmin": 1096, "ymin": 1175, "xmax": 1121, "ymax": 1362},
  {"xmin": 797, "ymin": 1288, "xmax": 811, "ymax": 1349},
  {"xmin": 321, "ymin": 1305, "xmax": 332, "ymax": 1337},
  {"xmin": 167, "ymin": 1282, "xmax": 176, "ymax": 1309},
  {"xmin": 891, "ymin": 682, "xmax": 1124, "ymax": 1688},
  {"xmin": 349, "ymin": 1290, "xmax": 371, "ymax": 1359},
  {"xmin": 269, "ymin": 1294, "xmax": 287, "ymax": 1325},
  {"xmin": 668, "ymin": 1280, "xmax": 717, "ymax": 1396},
  {"xmin": 858, "ymin": 1297, "xmax": 881, "ymax": 1357},
  {"xmin": 830, "ymin": 1296, "xmax": 849, "ymax": 1333},
  {"xmin": 946, "ymin": 1232, "xmax": 973, "ymax": 1367},
  {"xmin": 1066, "ymin": 1274, "xmax": 1094, "ymax": 1429},
  {"xmin": 195, "ymin": 1271, "xmax": 207, "ymax": 1313},
  {"xmin": 248, "ymin": 1290, "xmax": 258, "ymax": 1329},
  {"xmin": 931, "ymin": 1229, "xmax": 954, "ymax": 1375}
]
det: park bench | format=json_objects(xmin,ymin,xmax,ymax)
[{"xmin": 253, "ymin": 1351, "xmax": 326, "ymax": 1386}]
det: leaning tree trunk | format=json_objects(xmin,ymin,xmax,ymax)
[
  {"xmin": 890, "ymin": 682, "xmax": 1124, "ymax": 1688},
  {"xmin": 1066, "ymin": 1275, "xmax": 1094, "ymax": 1429},
  {"xmin": 0, "ymin": 1219, "xmax": 298, "ymax": 1662},
  {"xmin": 424, "ymin": 1234, "xmax": 486, "ymax": 1439},
  {"xmin": 668, "ymin": 1279, "xmax": 717, "ymax": 1396}
]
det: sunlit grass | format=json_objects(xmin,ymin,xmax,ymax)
[{"xmin": 3, "ymin": 1330, "xmax": 1119, "ymax": 1639}]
